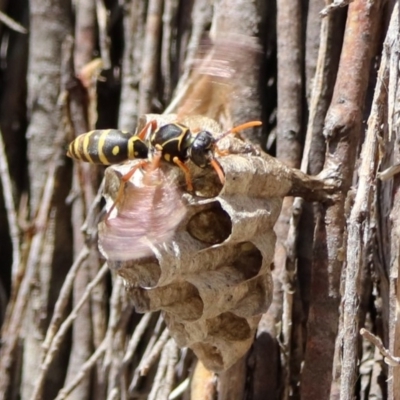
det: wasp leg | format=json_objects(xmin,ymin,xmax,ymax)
[
  {"xmin": 106, "ymin": 160, "xmax": 149, "ymax": 220},
  {"xmin": 210, "ymin": 158, "xmax": 225, "ymax": 186},
  {"xmin": 136, "ymin": 120, "xmax": 158, "ymax": 140},
  {"xmin": 172, "ymin": 157, "xmax": 193, "ymax": 191}
]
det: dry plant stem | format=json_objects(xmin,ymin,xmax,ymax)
[
  {"xmin": 0, "ymin": 129, "xmax": 21, "ymax": 286},
  {"xmin": 0, "ymin": 127, "xmax": 66, "ymax": 397},
  {"xmin": 138, "ymin": 0, "xmax": 163, "ymax": 115},
  {"xmin": 301, "ymin": 1, "xmax": 383, "ymax": 398},
  {"xmin": 276, "ymin": 0, "xmax": 302, "ymax": 168},
  {"xmin": 305, "ymin": 0, "xmax": 322, "ymax": 100},
  {"xmin": 107, "ymin": 302, "xmax": 134, "ymax": 398},
  {"xmin": 42, "ymin": 246, "xmax": 90, "ymax": 351},
  {"xmin": 55, "ymin": 339, "xmax": 108, "ymax": 400},
  {"xmin": 95, "ymin": 0, "xmax": 111, "ymax": 69},
  {"xmin": 387, "ymin": 5, "xmax": 400, "ymax": 397},
  {"xmin": 160, "ymin": 0, "xmax": 178, "ymax": 102},
  {"xmin": 360, "ymin": 328, "xmax": 400, "ymax": 366},
  {"xmin": 30, "ymin": 263, "xmax": 109, "ymax": 400},
  {"xmin": 129, "ymin": 314, "xmax": 165, "ymax": 392},
  {"xmin": 164, "ymin": 0, "xmax": 212, "ymax": 114},
  {"xmin": 218, "ymin": 357, "xmax": 247, "ymax": 400},
  {"xmin": 81, "ymin": 179, "xmax": 104, "ymax": 235},
  {"xmin": 73, "ymin": 0, "xmax": 96, "ymax": 71},
  {"xmin": 121, "ymin": 312, "xmax": 153, "ymax": 368},
  {"xmin": 320, "ymin": 0, "xmax": 353, "ymax": 16},
  {"xmin": 340, "ymin": 24, "xmax": 389, "ymax": 398},
  {"xmin": 119, "ymin": 0, "xmax": 146, "ymax": 131},
  {"xmin": 148, "ymin": 338, "xmax": 177, "ymax": 400},
  {"xmin": 62, "ymin": 34, "xmax": 94, "ymax": 400},
  {"xmin": 275, "ymin": 1, "xmax": 303, "ymax": 396},
  {"xmin": 103, "ymin": 277, "xmax": 125, "ymax": 372},
  {"xmin": 169, "ymin": 378, "xmax": 189, "ymax": 399},
  {"xmin": 0, "ymin": 10, "xmax": 27, "ymax": 33},
  {"xmin": 103, "ymin": 278, "xmax": 127, "ymax": 396},
  {"xmin": 302, "ymin": 4, "xmax": 341, "ymax": 176},
  {"xmin": 58, "ymin": 279, "xmax": 136, "ymax": 400},
  {"xmin": 139, "ymin": 328, "xmax": 170, "ymax": 376}
]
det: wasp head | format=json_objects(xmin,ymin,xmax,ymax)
[{"xmin": 188, "ymin": 131, "xmax": 216, "ymax": 168}]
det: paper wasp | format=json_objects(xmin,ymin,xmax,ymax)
[{"xmin": 67, "ymin": 119, "xmax": 262, "ymax": 193}]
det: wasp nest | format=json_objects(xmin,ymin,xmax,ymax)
[{"xmin": 98, "ymin": 115, "xmax": 330, "ymax": 371}]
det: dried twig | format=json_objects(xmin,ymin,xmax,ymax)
[
  {"xmin": 275, "ymin": 0, "xmax": 303, "ymax": 396},
  {"xmin": 95, "ymin": 0, "xmax": 111, "ymax": 69},
  {"xmin": 30, "ymin": 263, "xmax": 109, "ymax": 400},
  {"xmin": 340, "ymin": 14, "xmax": 390, "ymax": 395},
  {"xmin": 42, "ymin": 246, "xmax": 90, "ymax": 351},
  {"xmin": 302, "ymin": 0, "xmax": 384, "ymax": 398},
  {"xmin": 55, "ymin": 339, "xmax": 108, "ymax": 400},
  {"xmin": 0, "ymin": 10, "xmax": 28, "ymax": 33},
  {"xmin": 320, "ymin": 0, "xmax": 354, "ymax": 17},
  {"xmin": 139, "ymin": 328, "xmax": 170, "ymax": 376},
  {"xmin": 360, "ymin": 328, "xmax": 400, "ymax": 367},
  {"xmin": 121, "ymin": 312, "xmax": 153, "ymax": 368},
  {"xmin": 160, "ymin": 0, "xmax": 178, "ymax": 102},
  {"xmin": 164, "ymin": 0, "xmax": 212, "ymax": 114},
  {"xmin": 148, "ymin": 338, "xmax": 178, "ymax": 400},
  {"xmin": 129, "ymin": 313, "xmax": 165, "ymax": 392},
  {"xmin": 0, "ymin": 129, "xmax": 21, "ymax": 286},
  {"xmin": 138, "ymin": 0, "xmax": 163, "ymax": 114},
  {"xmin": 0, "ymin": 125, "xmax": 66, "ymax": 396}
]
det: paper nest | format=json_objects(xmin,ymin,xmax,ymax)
[{"xmin": 98, "ymin": 115, "xmax": 301, "ymax": 371}]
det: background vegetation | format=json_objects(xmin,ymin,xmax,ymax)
[{"xmin": 0, "ymin": 0, "xmax": 398, "ymax": 399}]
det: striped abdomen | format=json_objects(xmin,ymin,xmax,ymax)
[{"xmin": 67, "ymin": 129, "xmax": 149, "ymax": 165}]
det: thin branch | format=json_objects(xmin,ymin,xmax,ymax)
[
  {"xmin": 30, "ymin": 263, "xmax": 109, "ymax": 400},
  {"xmin": 121, "ymin": 312, "xmax": 153, "ymax": 368},
  {"xmin": 360, "ymin": 328, "xmax": 400, "ymax": 367},
  {"xmin": 42, "ymin": 246, "xmax": 90, "ymax": 351},
  {"xmin": 138, "ymin": 0, "xmax": 163, "ymax": 115},
  {"xmin": 0, "ymin": 129, "xmax": 21, "ymax": 286},
  {"xmin": 0, "ymin": 10, "xmax": 28, "ymax": 33},
  {"xmin": 340, "ymin": 12, "xmax": 390, "ymax": 395},
  {"xmin": 0, "ymin": 125, "xmax": 66, "ymax": 396},
  {"xmin": 95, "ymin": 0, "xmax": 111, "ymax": 69},
  {"xmin": 129, "ymin": 313, "xmax": 165, "ymax": 393},
  {"xmin": 301, "ymin": 0, "xmax": 384, "ymax": 397},
  {"xmin": 139, "ymin": 328, "xmax": 170, "ymax": 376},
  {"xmin": 320, "ymin": 0, "xmax": 354, "ymax": 17},
  {"xmin": 148, "ymin": 338, "xmax": 177, "ymax": 400},
  {"xmin": 55, "ymin": 339, "xmax": 108, "ymax": 400}
]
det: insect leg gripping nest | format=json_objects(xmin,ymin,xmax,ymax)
[{"xmin": 98, "ymin": 115, "xmax": 333, "ymax": 372}]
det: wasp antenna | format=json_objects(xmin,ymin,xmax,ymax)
[
  {"xmin": 216, "ymin": 120, "xmax": 262, "ymax": 142},
  {"xmin": 231, "ymin": 120, "xmax": 262, "ymax": 133}
]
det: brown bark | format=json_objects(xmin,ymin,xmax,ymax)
[{"xmin": 301, "ymin": 1, "xmax": 384, "ymax": 398}]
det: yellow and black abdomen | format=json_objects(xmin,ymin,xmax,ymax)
[
  {"xmin": 150, "ymin": 123, "xmax": 194, "ymax": 163},
  {"xmin": 67, "ymin": 129, "xmax": 149, "ymax": 165}
]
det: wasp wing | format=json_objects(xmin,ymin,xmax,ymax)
[
  {"xmin": 168, "ymin": 34, "xmax": 261, "ymax": 129},
  {"xmin": 98, "ymin": 166, "xmax": 186, "ymax": 261}
]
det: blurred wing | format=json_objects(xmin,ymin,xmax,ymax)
[
  {"xmin": 98, "ymin": 167, "xmax": 186, "ymax": 261},
  {"xmin": 170, "ymin": 34, "xmax": 261, "ymax": 127}
]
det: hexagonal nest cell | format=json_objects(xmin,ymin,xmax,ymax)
[{"xmin": 98, "ymin": 114, "xmax": 305, "ymax": 371}]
